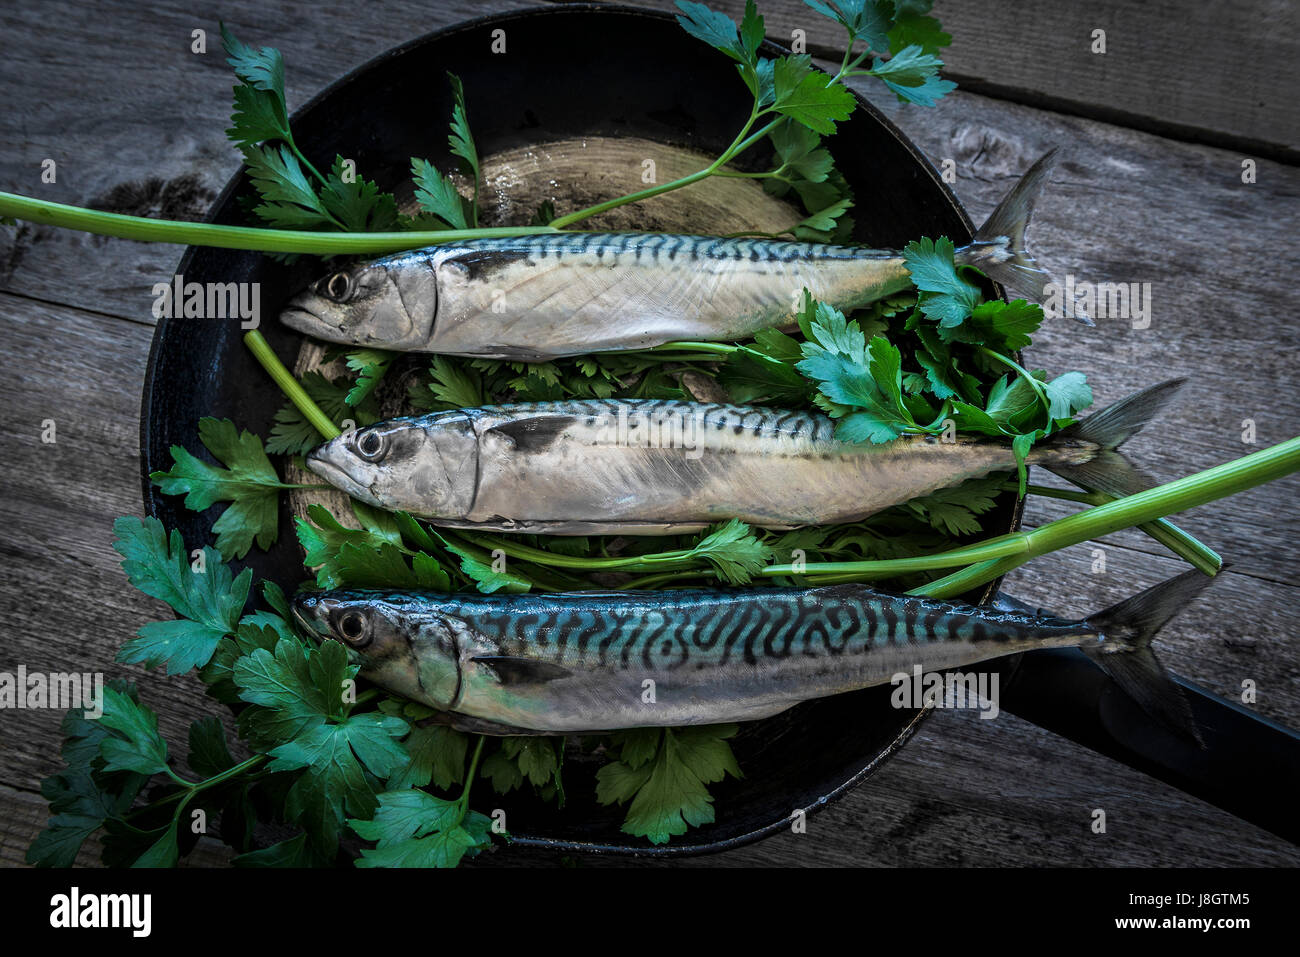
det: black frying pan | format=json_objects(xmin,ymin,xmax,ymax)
[{"xmin": 139, "ymin": 4, "xmax": 1300, "ymax": 855}]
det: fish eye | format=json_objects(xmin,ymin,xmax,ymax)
[
  {"xmin": 355, "ymin": 429, "xmax": 388, "ymax": 461},
  {"xmin": 321, "ymin": 271, "xmax": 354, "ymax": 302},
  {"xmin": 335, "ymin": 609, "xmax": 371, "ymax": 647}
]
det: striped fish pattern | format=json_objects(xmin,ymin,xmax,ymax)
[
  {"xmin": 305, "ymin": 398, "xmax": 1074, "ymax": 535},
  {"xmin": 292, "ymin": 585, "xmax": 1099, "ymax": 733},
  {"xmin": 281, "ymin": 231, "xmax": 913, "ymax": 360}
]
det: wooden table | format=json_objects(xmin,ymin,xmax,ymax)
[{"xmin": 1, "ymin": 0, "xmax": 1297, "ymax": 867}]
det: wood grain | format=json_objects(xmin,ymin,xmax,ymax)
[
  {"xmin": 562, "ymin": 0, "xmax": 1300, "ymax": 160},
  {"xmin": 0, "ymin": 0, "xmax": 1297, "ymax": 868}
]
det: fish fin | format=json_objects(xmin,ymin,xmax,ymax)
[
  {"xmin": 483, "ymin": 416, "xmax": 577, "ymax": 453},
  {"xmin": 1082, "ymin": 568, "xmax": 1220, "ymax": 747},
  {"xmin": 1041, "ymin": 378, "xmax": 1187, "ymax": 498},
  {"xmin": 471, "ymin": 656, "xmax": 572, "ymax": 685},
  {"xmin": 955, "ymin": 149, "xmax": 1090, "ymax": 322}
]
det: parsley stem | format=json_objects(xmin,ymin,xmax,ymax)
[
  {"xmin": 714, "ymin": 169, "xmax": 784, "ymax": 180},
  {"xmin": 546, "ymin": 171, "xmax": 711, "ymax": 228},
  {"xmin": 918, "ymin": 437, "xmax": 1300, "ymax": 598},
  {"xmin": 545, "ymin": 105, "xmax": 787, "ymax": 229},
  {"xmin": 285, "ymin": 136, "xmax": 331, "ymax": 190},
  {"xmin": 243, "ymin": 330, "xmax": 341, "ymax": 440},
  {"xmin": 126, "ymin": 755, "xmax": 268, "ymax": 819},
  {"xmin": 164, "ymin": 767, "xmax": 194, "ymax": 789},
  {"xmin": 629, "ymin": 341, "xmax": 739, "ymax": 357},
  {"xmin": 763, "ymin": 536, "xmax": 1029, "ymax": 579},
  {"xmin": 767, "ymin": 437, "xmax": 1299, "ymax": 590},
  {"xmin": 453, "ymin": 530, "xmax": 698, "ymax": 571},
  {"xmin": 459, "ymin": 736, "xmax": 486, "ymax": 820},
  {"xmin": 1018, "ymin": 483, "xmax": 1222, "ymax": 575},
  {"xmin": 979, "ymin": 347, "xmax": 1050, "ymax": 414},
  {"xmin": 350, "ymin": 688, "xmax": 381, "ymax": 712},
  {"xmin": 199, "ymin": 755, "xmax": 269, "ymax": 790},
  {"xmin": 910, "ymin": 556, "xmax": 1023, "ymax": 599},
  {"xmin": 0, "ymin": 191, "xmax": 557, "ymax": 253},
  {"xmin": 618, "ymin": 569, "xmax": 719, "ymax": 589}
]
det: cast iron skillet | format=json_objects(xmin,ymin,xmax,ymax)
[
  {"xmin": 140, "ymin": 5, "xmax": 1300, "ymax": 856},
  {"xmin": 141, "ymin": 4, "xmax": 999, "ymax": 856}
]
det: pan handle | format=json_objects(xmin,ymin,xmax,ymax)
[{"xmin": 991, "ymin": 592, "xmax": 1300, "ymax": 845}]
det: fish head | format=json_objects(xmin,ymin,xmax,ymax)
[
  {"xmin": 306, "ymin": 412, "xmax": 479, "ymax": 519},
  {"xmin": 292, "ymin": 592, "xmax": 462, "ymax": 709},
  {"xmin": 280, "ymin": 254, "xmax": 437, "ymax": 349}
]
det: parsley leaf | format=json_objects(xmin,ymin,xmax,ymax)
[
  {"xmin": 438, "ymin": 535, "xmax": 533, "ymax": 594},
  {"xmin": 889, "ymin": 5, "xmax": 951, "ymax": 55},
  {"xmin": 595, "ymin": 725, "xmax": 742, "ymax": 845},
  {"xmin": 675, "ymin": 1, "xmax": 752, "ymax": 65},
  {"xmin": 411, "ymin": 157, "xmax": 470, "ymax": 230},
  {"xmin": 318, "ymin": 156, "xmax": 400, "ymax": 233},
  {"xmin": 902, "ymin": 236, "xmax": 982, "ymax": 328},
  {"xmin": 900, "ymin": 475, "xmax": 1009, "ymax": 537},
  {"xmin": 28, "ymin": 685, "xmax": 151, "ymax": 868},
  {"xmin": 964, "ymin": 299, "xmax": 1045, "ymax": 352},
  {"xmin": 233, "ymin": 635, "xmax": 350, "ymax": 745},
  {"xmin": 803, "ymin": 0, "xmax": 892, "ymax": 52},
  {"xmin": 242, "ymin": 142, "xmax": 337, "ymax": 229},
  {"xmin": 1044, "ymin": 370, "xmax": 1093, "ymax": 421},
  {"xmin": 220, "ymin": 23, "xmax": 289, "ymax": 148},
  {"xmin": 772, "ymin": 55, "xmax": 856, "ymax": 134},
  {"xmin": 112, "ymin": 516, "xmax": 251, "ymax": 674},
  {"xmin": 796, "ymin": 301, "xmax": 918, "ymax": 443},
  {"xmin": 480, "ymin": 737, "xmax": 561, "ymax": 794},
  {"xmin": 718, "ymin": 336, "xmax": 811, "ymax": 404},
  {"xmin": 446, "ymin": 72, "xmax": 480, "ymax": 227},
  {"xmin": 868, "ymin": 45, "xmax": 955, "ymax": 106},
  {"xmin": 687, "ymin": 520, "xmax": 774, "ymax": 584},
  {"xmin": 296, "ymin": 503, "xmax": 451, "ymax": 591},
  {"xmin": 350, "ymin": 790, "xmax": 495, "ymax": 868},
  {"xmin": 343, "ymin": 348, "xmax": 394, "ymax": 407},
  {"xmin": 150, "ymin": 417, "xmax": 292, "ymax": 559},
  {"xmin": 384, "ymin": 722, "xmax": 469, "ymax": 792},
  {"xmin": 97, "ymin": 686, "xmax": 170, "ymax": 777},
  {"xmin": 231, "ymin": 832, "xmax": 323, "ymax": 868},
  {"xmin": 266, "ymin": 371, "xmax": 373, "ymax": 456}
]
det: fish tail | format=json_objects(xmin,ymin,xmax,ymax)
[
  {"xmin": 955, "ymin": 149, "xmax": 1091, "ymax": 322},
  {"xmin": 1082, "ymin": 568, "xmax": 1220, "ymax": 746},
  {"xmin": 1039, "ymin": 378, "xmax": 1187, "ymax": 498}
]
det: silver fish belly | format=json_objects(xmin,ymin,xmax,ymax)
[
  {"xmin": 283, "ymin": 234, "xmax": 911, "ymax": 360},
  {"xmin": 306, "ymin": 399, "xmax": 1042, "ymax": 535}
]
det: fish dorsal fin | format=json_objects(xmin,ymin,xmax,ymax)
[
  {"xmin": 483, "ymin": 416, "xmax": 577, "ymax": 453},
  {"xmin": 471, "ymin": 656, "xmax": 572, "ymax": 685}
]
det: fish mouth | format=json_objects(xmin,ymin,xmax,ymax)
[
  {"xmin": 305, "ymin": 447, "xmax": 370, "ymax": 500},
  {"xmin": 280, "ymin": 304, "xmax": 342, "ymax": 338},
  {"xmin": 290, "ymin": 597, "xmax": 324, "ymax": 641}
]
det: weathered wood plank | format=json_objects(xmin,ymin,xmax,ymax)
[{"xmin": 563, "ymin": 0, "xmax": 1300, "ymax": 159}]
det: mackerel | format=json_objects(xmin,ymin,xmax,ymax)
[
  {"xmin": 281, "ymin": 151, "xmax": 1073, "ymax": 360},
  {"xmin": 292, "ymin": 570, "xmax": 1213, "ymax": 738},
  {"xmin": 305, "ymin": 381, "xmax": 1185, "ymax": 535}
]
